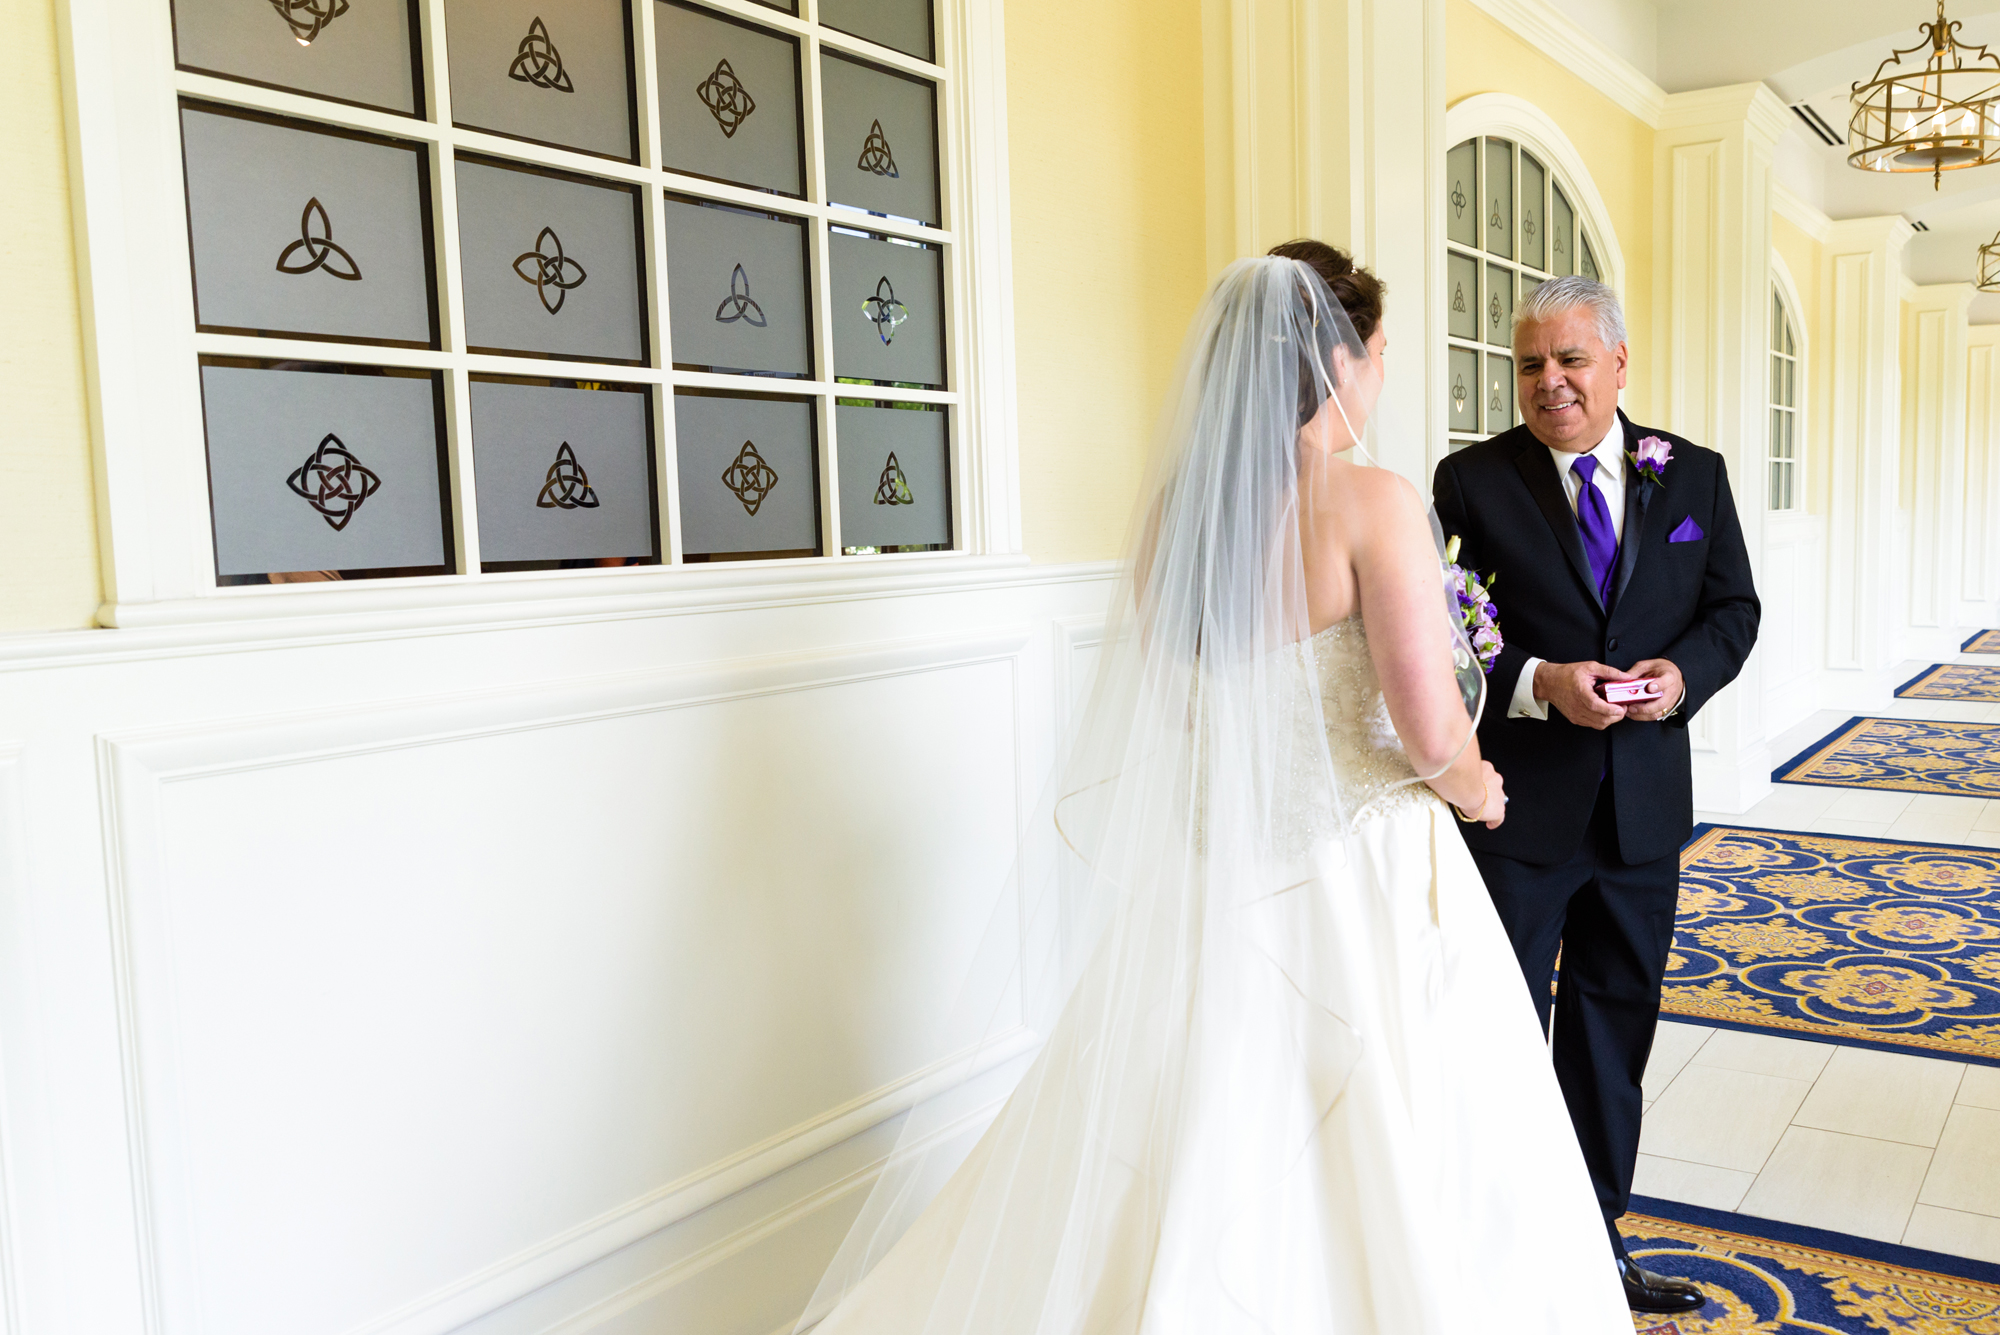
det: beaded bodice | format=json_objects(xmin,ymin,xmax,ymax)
[{"xmin": 1307, "ymin": 615, "xmax": 1437, "ymax": 823}]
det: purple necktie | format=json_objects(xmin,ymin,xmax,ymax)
[{"xmin": 1571, "ymin": 454, "xmax": 1618, "ymax": 606}]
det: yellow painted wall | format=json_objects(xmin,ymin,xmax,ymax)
[
  {"xmin": 1770, "ymin": 212, "xmax": 1826, "ymax": 516},
  {"xmin": 0, "ymin": 0, "xmax": 101, "ymax": 631},
  {"xmin": 1004, "ymin": 0, "xmax": 1207, "ymax": 563},
  {"xmin": 1445, "ymin": 0, "xmax": 1656, "ymax": 425}
]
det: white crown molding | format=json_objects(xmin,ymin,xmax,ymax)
[
  {"xmin": 1659, "ymin": 82, "xmax": 1791, "ymax": 148},
  {"xmin": 1772, "ymin": 180, "xmax": 1833, "ymax": 243},
  {"xmin": 1460, "ymin": 0, "xmax": 1667, "ymax": 129}
]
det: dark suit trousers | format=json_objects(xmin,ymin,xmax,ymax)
[{"xmin": 1470, "ymin": 777, "xmax": 1680, "ymax": 1251}]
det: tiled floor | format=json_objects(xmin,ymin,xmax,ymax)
[{"xmin": 1634, "ymin": 653, "xmax": 2000, "ymax": 1261}]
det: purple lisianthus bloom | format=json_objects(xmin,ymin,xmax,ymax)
[{"xmin": 1632, "ymin": 434, "xmax": 1672, "ymax": 481}]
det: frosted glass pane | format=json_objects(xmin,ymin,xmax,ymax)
[
  {"xmin": 663, "ymin": 195, "xmax": 812, "ymax": 377},
  {"xmin": 173, "ymin": 0, "xmax": 419, "ymax": 115},
  {"xmin": 675, "ymin": 393, "xmax": 821, "ymax": 557},
  {"xmin": 821, "ymin": 51, "xmax": 940, "ymax": 226},
  {"xmin": 656, "ymin": 1, "xmax": 805, "ymax": 197},
  {"xmin": 471, "ymin": 380, "xmax": 658, "ymax": 568},
  {"xmin": 446, "ymin": 0, "xmax": 636, "ymax": 160},
  {"xmin": 1448, "ymin": 346, "xmax": 1478, "ymax": 436},
  {"xmin": 1785, "ymin": 318, "xmax": 1796, "ymax": 358},
  {"xmin": 181, "ymin": 104, "xmax": 436, "ymax": 347},
  {"xmin": 1448, "ymin": 251, "xmax": 1478, "ymax": 342},
  {"xmin": 1521, "ymin": 153, "xmax": 1547, "ymax": 271},
  {"xmin": 455, "ymin": 157, "xmax": 647, "ymax": 363},
  {"xmin": 1484, "ymin": 262, "xmax": 1512, "ymax": 347},
  {"xmin": 1785, "ymin": 355, "xmax": 1796, "ymax": 406},
  {"xmin": 1772, "ymin": 293, "xmax": 1785, "ymax": 351},
  {"xmin": 837, "ymin": 403, "xmax": 949, "ymax": 550},
  {"xmin": 1446, "ymin": 140, "xmax": 1477, "ymax": 248},
  {"xmin": 1550, "ymin": 186, "xmax": 1575, "ymax": 277},
  {"xmin": 1581, "ymin": 235, "xmax": 1600, "ymax": 283},
  {"xmin": 1484, "ymin": 352, "xmax": 1514, "ymax": 434},
  {"xmin": 1484, "ymin": 138, "xmax": 1513, "ymax": 259},
  {"xmin": 831, "ymin": 230, "xmax": 945, "ymax": 387},
  {"xmin": 1770, "ymin": 353, "xmax": 1783, "ymax": 405},
  {"xmin": 202, "ymin": 362, "xmax": 449, "ymax": 580},
  {"xmin": 819, "ymin": 0, "xmax": 933, "ymax": 60}
]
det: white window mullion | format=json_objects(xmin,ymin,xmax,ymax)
[
  {"xmin": 801, "ymin": 26, "xmax": 842, "ymax": 556},
  {"xmin": 420, "ymin": 0, "xmax": 483, "ymax": 578}
]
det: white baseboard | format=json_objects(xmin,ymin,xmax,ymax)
[{"xmin": 1692, "ymin": 742, "xmax": 1774, "ymax": 814}]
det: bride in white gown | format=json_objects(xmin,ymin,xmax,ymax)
[{"xmin": 798, "ymin": 254, "xmax": 1631, "ymax": 1333}]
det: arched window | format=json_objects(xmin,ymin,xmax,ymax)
[
  {"xmin": 1444, "ymin": 134, "xmax": 1606, "ymax": 451},
  {"xmin": 1768, "ymin": 287, "xmax": 1801, "ymax": 511}
]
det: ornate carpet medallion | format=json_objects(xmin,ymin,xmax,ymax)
[
  {"xmin": 1773, "ymin": 716, "xmax": 2000, "ymax": 798},
  {"xmin": 1666, "ymin": 825, "xmax": 2000, "ymax": 1064},
  {"xmin": 1964, "ymin": 630, "xmax": 2000, "ymax": 654},
  {"xmin": 1896, "ymin": 663, "xmax": 2000, "ymax": 701},
  {"xmin": 1623, "ymin": 1196, "xmax": 2000, "ymax": 1334}
]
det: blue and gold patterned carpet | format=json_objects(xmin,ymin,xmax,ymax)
[
  {"xmin": 1666, "ymin": 825, "xmax": 2000, "ymax": 1064},
  {"xmin": 1964, "ymin": 630, "xmax": 2000, "ymax": 654},
  {"xmin": 1624, "ymin": 1195, "xmax": 2000, "ymax": 1333},
  {"xmin": 1896, "ymin": 663, "xmax": 2000, "ymax": 701},
  {"xmin": 1773, "ymin": 716, "xmax": 2000, "ymax": 798}
]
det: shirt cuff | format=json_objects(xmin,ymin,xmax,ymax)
[{"xmin": 1509, "ymin": 656, "xmax": 1550, "ymax": 720}]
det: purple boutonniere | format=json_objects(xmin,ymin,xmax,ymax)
[{"xmin": 1630, "ymin": 435, "xmax": 1672, "ymax": 484}]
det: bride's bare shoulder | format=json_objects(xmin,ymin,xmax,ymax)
[{"xmin": 1314, "ymin": 463, "xmax": 1425, "ymax": 541}]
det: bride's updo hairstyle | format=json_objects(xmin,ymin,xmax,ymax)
[{"xmin": 1267, "ymin": 238, "xmax": 1384, "ymax": 344}]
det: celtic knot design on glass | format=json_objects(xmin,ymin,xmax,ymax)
[
  {"xmin": 1452, "ymin": 281, "xmax": 1466, "ymax": 315},
  {"xmin": 508, "ymin": 17, "xmax": 574, "ymax": 92},
  {"xmin": 857, "ymin": 119, "xmax": 899, "ymax": 178},
  {"xmin": 274, "ymin": 197, "xmax": 362, "ymax": 282},
  {"xmin": 715, "ymin": 263, "xmax": 767, "ymax": 327},
  {"xmin": 1524, "ymin": 211, "xmax": 1538, "ymax": 243},
  {"xmin": 286, "ymin": 432, "xmax": 382, "ymax": 530},
  {"xmin": 861, "ymin": 276, "xmax": 909, "ymax": 345},
  {"xmin": 1452, "ymin": 374, "xmax": 1467, "ymax": 414},
  {"xmin": 268, "ymin": 0, "xmax": 349, "ymax": 43},
  {"xmin": 720, "ymin": 440, "xmax": 779, "ymax": 515},
  {"xmin": 1488, "ymin": 290, "xmax": 1502, "ymax": 331},
  {"xmin": 513, "ymin": 226, "xmax": 588, "ymax": 314},
  {"xmin": 873, "ymin": 452, "xmax": 914, "ymax": 506},
  {"xmin": 1451, "ymin": 178, "xmax": 1466, "ymax": 219},
  {"xmin": 1490, "ymin": 200, "xmax": 1503, "ymax": 233},
  {"xmin": 696, "ymin": 59, "xmax": 757, "ymax": 138},
  {"xmin": 536, "ymin": 441, "xmax": 600, "ymax": 509}
]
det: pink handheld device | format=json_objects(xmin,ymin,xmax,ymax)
[{"xmin": 1602, "ymin": 679, "xmax": 1663, "ymax": 704}]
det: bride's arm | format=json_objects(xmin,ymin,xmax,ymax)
[{"xmin": 1348, "ymin": 471, "xmax": 1506, "ymax": 824}]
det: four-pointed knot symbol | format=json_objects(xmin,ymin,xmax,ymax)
[
  {"xmin": 509, "ymin": 17, "xmax": 574, "ymax": 92},
  {"xmin": 721, "ymin": 441, "xmax": 779, "ymax": 516},
  {"xmin": 715, "ymin": 262, "xmax": 767, "ymax": 327},
  {"xmin": 536, "ymin": 441, "xmax": 600, "ymax": 510},
  {"xmin": 873, "ymin": 452, "xmax": 914, "ymax": 506},
  {"xmin": 861, "ymin": 276, "xmax": 909, "ymax": 345},
  {"xmin": 1488, "ymin": 291, "xmax": 1502, "ymax": 329},
  {"xmin": 268, "ymin": 0, "xmax": 348, "ymax": 43},
  {"xmin": 276, "ymin": 197, "xmax": 362, "ymax": 282},
  {"xmin": 286, "ymin": 433, "xmax": 381, "ymax": 530},
  {"xmin": 513, "ymin": 226, "xmax": 588, "ymax": 314},
  {"xmin": 857, "ymin": 119, "xmax": 899, "ymax": 178},
  {"xmin": 696, "ymin": 59, "xmax": 757, "ymax": 138}
]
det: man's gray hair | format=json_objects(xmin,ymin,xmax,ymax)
[{"xmin": 1513, "ymin": 274, "xmax": 1626, "ymax": 352}]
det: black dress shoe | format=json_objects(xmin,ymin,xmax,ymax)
[{"xmin": 1619, "ymin": 1256, "xmax": 1705, "ymax": 1313}]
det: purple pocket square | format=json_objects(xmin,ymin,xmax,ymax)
[{"xmin": 1668, "ymin": 516, "xmax": 1705, "ymax": 543}]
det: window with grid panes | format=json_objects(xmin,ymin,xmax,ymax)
[
  {"xmin": 169, "ymin": 0, "xmax": 954, "ymax": 586},
  {"xmin": 1444, "ymin": 135, "xmax": 1605, "ymax": 452},
  {"xmin": 1769, "ymin": 289, "xmax": 1800, "ymax": 512}
]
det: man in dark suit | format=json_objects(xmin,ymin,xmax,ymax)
[{"xmin": 1432, "ymin": 276, "xmax": 1759, "ymax": 1314}]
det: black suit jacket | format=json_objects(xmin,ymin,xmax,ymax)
[{"xmin": 1432, "ymin": 412, "xmax": 1760, "ymax": 866}]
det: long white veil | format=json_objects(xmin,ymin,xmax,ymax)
[{"xmin": 798, "ymin": 258, "xmax": 1486, "ymax": 1333}]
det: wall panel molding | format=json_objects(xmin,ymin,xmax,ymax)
[{"xmin": 1460, "ymin": 0, "xmax": 1667, "ymax": 128}]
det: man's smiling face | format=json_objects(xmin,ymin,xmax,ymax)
[{"xmin": 1515, "ymin": 307, "xmax": 1629, "ymax": 452}]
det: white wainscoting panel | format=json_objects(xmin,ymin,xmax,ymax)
[{"xmin": 0, "ymin": 744, "xmax": 24, "ymax": 1335}]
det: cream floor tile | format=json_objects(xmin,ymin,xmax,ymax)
[
  {"xmin": 1642, "ymin": 1021, "xmax": 1714, "ymax": 1102},
  {"xmin": 1975, "ymin": 801, "xmax": 2000, "ymax": 834},
  {"xmin": 1921, "ymin": 1105, "xmax": 2000, "ymax": 1217},
  {"xmin": 1904, "ymin": 1204, "xmax": 2000, "ymax": 1264},
  {"xmin": 1960, "ymin": 828, "xmax": 2000, "ymax": 849},
  {"xmin": 1741, "ymin": 785, "xmax": 1842, "ymax": 826},
  {"xmin": 1689, "ymin": 1029, "xmax": 1833, "ymax": 1083},
  {"xmin": 1631, "ymin": 1153, "xmax": 1755, "ymax": 1212},
  {"xmin": 1825, "ymin": 790, "xmax": 1917, "ymax": 823},
  {"xmin": 1793, "ymin": 1047, "xmax": 1964, "ymax": 1146},
  {"xmin": 1888, "ymin": 794, "xmax": 1987, "ymax": 842},
  {"xmin": 1813, "ymin": 818, "xmax": 1894, "ymax": 840},
  {"xmin": 1958, "ymin": 1065, "xmax": 2000, "ymax": 1110},
  {"xmin": 1738, "ymin": 1127, "xmax": 1932, "ymax": 1244},
  {"xmin": 1640, "ymin": 1064, "xmax": 1812, "ymax": 1173}
]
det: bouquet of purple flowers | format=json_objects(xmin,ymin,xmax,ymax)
[{"xmin": 1444, "ymin": 536, "xmax": 1502, "ymax": 675}]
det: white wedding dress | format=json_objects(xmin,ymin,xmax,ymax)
[{"xmin": 812, "ymin": 616, "xmax": 1631, "ymax": 1334}]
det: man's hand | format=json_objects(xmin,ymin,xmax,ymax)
[
  {"xmin": 1622, "ymin": 658, "xmax": 1684, "ymax": 722},
  {"xmin": 1533, "ymin": 660, "xmax": 1630, "ymax": 730}
]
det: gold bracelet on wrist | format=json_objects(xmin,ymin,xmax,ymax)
[{"xmin": 1450, "ymin": 801, "xmax": 1480, "ymax": 824}]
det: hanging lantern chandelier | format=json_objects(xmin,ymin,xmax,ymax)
[
  {"xmin": 1979, "ymin": 231, "xmax": 2000, "ymax": 291},
  {"xmin": 1849, "ymin": 0, "xmax": 2000, "ymax": 189}
]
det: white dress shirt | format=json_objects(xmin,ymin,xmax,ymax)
[{"xmin": 1508, "ymin": 420, "xmax": 1629, "ymax": 720}]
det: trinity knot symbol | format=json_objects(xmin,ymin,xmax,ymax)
[
  {"xmin": 697, "ymin": 60, "xmax": 756, "ymax": 138},
  {"xmin": 1452, "ymin": 373, "xmax": 1467, "ymax": 414},
  {"xmin": 286, "ymin": 433, "xmax": 381, "ymax": 531},
  {"xmin": 276, "ymin": 197, "xmax": 362, "ymax": 282},
  {"xmin": 509, "ymin": 17, "xmax": 574, "ymax": 92},
  {"xmin": 536, "ymin": 442, "xmax": 600, "ymax": 510},
  {"xmin": 269, "ymin": 0, "xmax": 348, "ymax": 44},
  {"xmin": 1451, "ymin": 281, "xmax": 1465, "ymax": 315},
  {"xmin": 857, "ymin": 119, "xmax": 899, "ymax": 178},
  {"xmin": 721, "ymin": 441, "xmax": 779, "ymax": 516},
  {"xmin": 862, "ymin": 276, "xmax": 908, "ymax": 345},
  {"xmin": 715, "ymin": 263, "xmax": 767, "ymax": 327},
  {"xmin": 873, "ymin": 452, "xmax": 914, "ymax": 506},
  {"xmin": 1449, "ymin": 177, "xmax": 1466, "ymax": 220},
  {"xmin": 513, "ymin": 226, "xmax": 588, "ymax": 314}
]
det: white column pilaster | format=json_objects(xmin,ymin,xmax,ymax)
[
  {"xmin": 1902, "ymin": 283, "xmax": 1974, "ymax": 655},
  {"xmin": 1965, "ymin": 326, "xmax": 2000, "ymax": 627}
]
